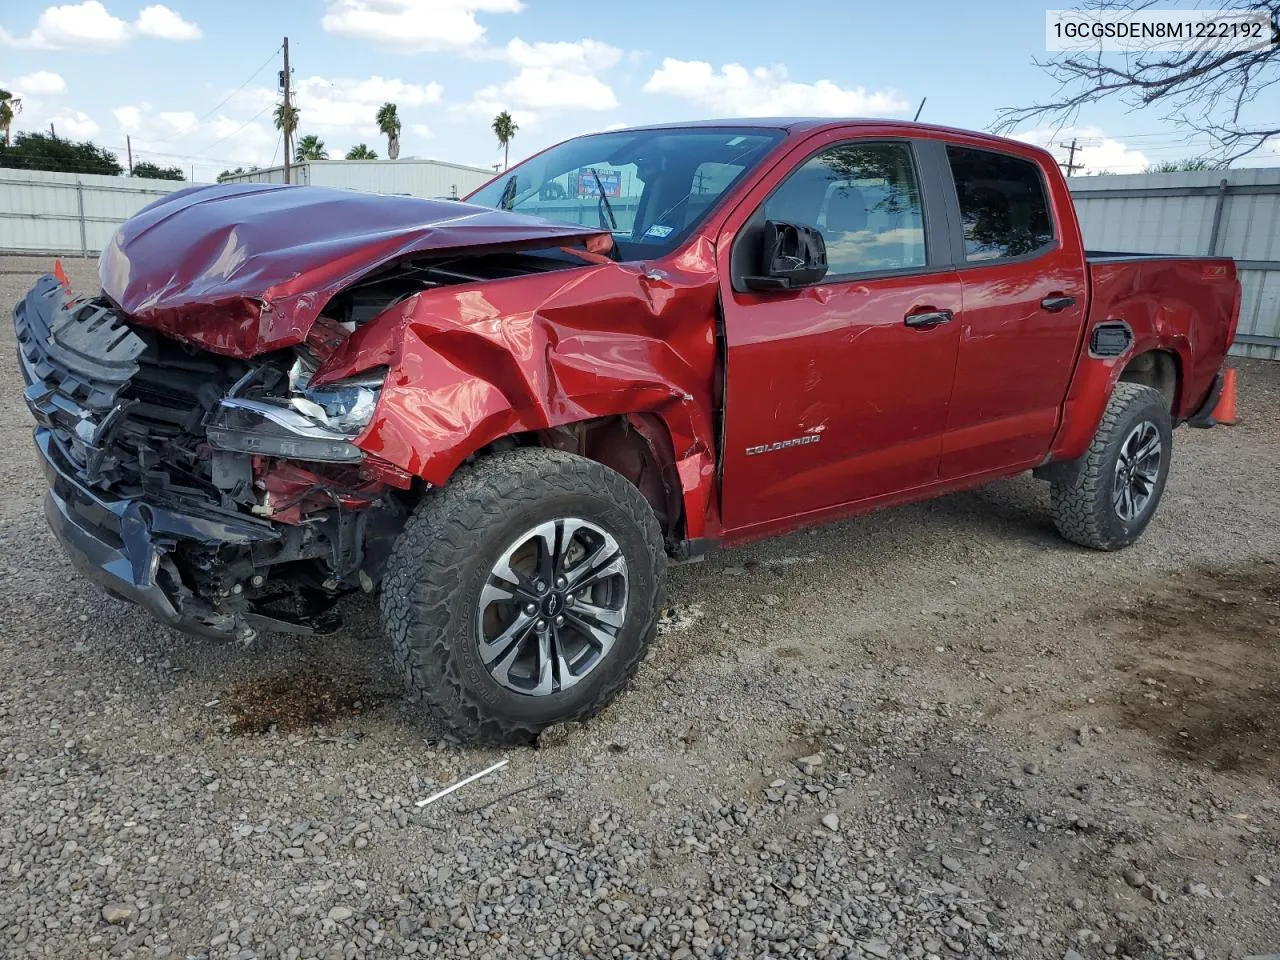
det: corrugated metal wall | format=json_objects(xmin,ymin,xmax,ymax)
[
  {"xmin": 0, "ymin": 168, "xmax": 193, "ymax": 256},
  {"xmin": 221, "ymin": 159, "xmax": 495, "ymax": 198},
  {"xmin": 1068, "ymin": 168, "xmax": 1280, "ymax": 361}
]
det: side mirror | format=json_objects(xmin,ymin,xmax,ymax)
[{"xmin": 744, "ymin": 220, "xmax": 828, "ymax": 291}]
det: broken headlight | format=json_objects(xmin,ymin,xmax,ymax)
[
  {"xmin": 205, "ymin": 359, "xmax": 388, "ymax": 463},
  {"xmin": 287, "ymin": 354, "xmax": 386, "ymax": 436}
]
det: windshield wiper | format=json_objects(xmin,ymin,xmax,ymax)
[
  {"xmin": 497, "ymin": 175, "xmax": 518, "ymax": 211},
  {"xmin": 588, "ymin": 168, "xmax": 618, "ymax": 231}
]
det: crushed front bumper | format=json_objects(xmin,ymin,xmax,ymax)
[{"xmin": 36, "ymin": 427, "xmax": 279, "ymax": 639}]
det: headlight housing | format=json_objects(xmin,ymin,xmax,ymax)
[
  {"xmin": 287, "ymin": 354, "xmax": 385, "ymax": 435},
  {"xmin": 205, "ymin": 356, "xmax": 388, "ymax": 463}
]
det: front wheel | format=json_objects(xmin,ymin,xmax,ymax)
[
  {"xmin": 1050, "ymin": 381, "xmax": 1173, "ymax": 551},
  {"xmin": 381, "ymin": 448, "xmax": 666, "ymax": 744}
]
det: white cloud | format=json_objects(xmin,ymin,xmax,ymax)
[
  {"xmin": 500, "ymin": 37, "xmax": 622, "ymax": 72},
  {"xmin": 105, "ymin": 72, "xmax": 447, "ymax": 181},
  {"xmin": 0, "ymin": 2, "xmax": 202, "ymax": 48},
  {"xmin": 7, "ymin": 71, "xmax": 67, "ymax": 96},
  {"xmin": 643, "ymin": 58, "xmax": 909, "ymax": 117},
  {"xmin": 112, "ymin": 104, "xmax": 145, "ymax": 130},
  {"xmin": 462, "ymin": 38, "xmax": 623, "ymax": 120},
  {"xmin": 321, "ymin": 0, "xmax": 522, "ymax": 53},
  {"xmin": 1010, "ymin": 127, "xmax": 1150, "ymax": 175},
  {"xmin": 158, "ymin": 110, "xmax": 197, "ymax": 133},
  {"xmin": 293, "ymin": 75, "xmax": 444, "ymax": 132},
  {"xmin": 47, "ymin": 109, "xmax": 100, "ymax": 138},
  {"xmin": 134, "ymin": 5, "xmax": 201, "ymax": 40},
  {"xmin": 1, "ymin": 1, "xmax": 129, "ymax": 48}
]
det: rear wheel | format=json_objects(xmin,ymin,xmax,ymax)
[
  {"xmin": 1051, "ymin": 382, "xmax": 1173, "ymax": 551},
  {"xmin": 381, "ymin": 448, "xmax": 666, "ymax": 744}
]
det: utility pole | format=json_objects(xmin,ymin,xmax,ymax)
[
  {"xmin": 281, "ymin": 36, "xmax": 292, "ymax": 185},
  {"xmin": 1059, "ymin": 138, "xmax": 1083, "ymax": 176},
  {"xmin": 49, "ymin": 122, "xmax": 56, "ymax": 138},
  {"xmin": 126, "ymin": 135, "xmax": 133, "ymax": 176}
]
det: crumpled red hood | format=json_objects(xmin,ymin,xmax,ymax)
[{"xmin": 99, "ymin": 181, "xmax": 609, "ymax": 357}]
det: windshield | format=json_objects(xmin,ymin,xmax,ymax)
[{"xmin": 466, "ymin": 127, "xmax": 785, "ymax": 260}]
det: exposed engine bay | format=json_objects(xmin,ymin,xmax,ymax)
[{"xmin": 15, "ymin": 249, "xmax": 591, "ymax": 641}]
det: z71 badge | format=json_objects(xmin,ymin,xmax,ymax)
[{"xmin": 745, "ymin": 434, "xmax": 822, "ymax": 456}]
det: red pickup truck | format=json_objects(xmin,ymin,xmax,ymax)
[{"xmin": 14, "ymin": 119, "xmax": 1239, "ymax": 743}]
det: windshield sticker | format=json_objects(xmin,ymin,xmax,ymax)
[{"xmin": 644, "ymin": 224, "xmax": 674, "ymax": 238}]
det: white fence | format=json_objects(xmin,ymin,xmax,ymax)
[
  {"xmin": 0, "ymin": 168, "xmax": 197, "ymax": 257},
  {"xmin": 1068, "ymin": 167, "xmax": 1280, "ymax": 361}
]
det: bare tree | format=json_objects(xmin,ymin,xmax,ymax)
[{"xmin": 994, "ymin": 0, "xmax": 1280, "ymax": 163}]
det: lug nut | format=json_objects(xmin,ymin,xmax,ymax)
[
  {"xmin": 523, "ymin": 603, "xmax": 537, "ymax": 616},
  {"xmin": 554, "ymin": 614, "xmax": 565, "ymax": 626},
  {"xmin": 555, "ymin": 576, "xmax": 567, "ymax": 588},
  {"xmin": 250, "ymin": 575, "xmax": 265, "ymax": 587},
  {"xmin": 536, "ymin": 619, "xmax": 547, "ymax": 630},
  {"xmin": 534, "ymin": 580, "xmax": 547, "ymax": 593}
]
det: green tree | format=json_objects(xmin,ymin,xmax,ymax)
[
  {"xmin": 273, "ymin": 102, "xmax": 298, "ymax": 144},
  {"xmin": 345, "ymin": 143, "xmax": 377, "ymax": 160},
  {"xmin": 1145, "ymin": 158, "xmax": 1219, "ymax": 173},
  {"xmin": 132, "ymin": 160, "xmax": 185, "ymax": 180},
  {"xmin": 294, "ymin": 134, "xmax": 328, "ymax": 161},
  {"xmin": 216, "ymin": 166, "xmax": 261, "ymax": 183},
  {"xmin": 0, "ymin": 89, "xmax": 21, "ymax": 147},
  {"xmin": 491, "ymin": 110, "xmax": 518, "ymax": 171},
  {"xmin": 996, "ymin": 0, "xmax": 1280, "ymax": 162},
  {"xmin": 375, "ymin": 102, "xmax": 400, "ymax": 159},
  {"xmin": 0, "ymin": 131, "xmax": 122, "ymax": 175}
]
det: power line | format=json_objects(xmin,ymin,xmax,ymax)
[
  {"xmin": 140, "ymin": 44, "xmax": 282, "ymax": 146},
  {"xmin": 179, "ymin": 100, "xmax": 275, "ymax": 161}
]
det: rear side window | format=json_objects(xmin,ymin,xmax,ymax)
[{"xmin": 946, "ymin": 146, "xmax": 1054, "ymax": 262}]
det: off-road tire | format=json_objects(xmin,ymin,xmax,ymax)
[
  {"xmin": 381, "ymin": 448, "xmax": 666, "ymax": 744},
  {"xmin": 1051, "ymin": 382, "xmax": 1173, "ymax": 551}
]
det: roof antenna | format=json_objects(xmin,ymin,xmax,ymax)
[{"xmin": 913, "ymin": 97, "xmax": 927, "ymax": 122}]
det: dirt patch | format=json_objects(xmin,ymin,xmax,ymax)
[
  {"xmin": 222, "ymin": 666, "xmax": 391, "ymax": 734},
  {"xmin": 1104, "ymin": 561, "xmax": 1280, "ymax": 774}
]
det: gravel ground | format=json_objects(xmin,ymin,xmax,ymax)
[{"xmin": 1, "ymin": 254, "xmax": 1277, "ymax": 960}]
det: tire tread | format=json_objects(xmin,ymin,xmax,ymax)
[
  {"xmin": 1051, "ymin": 381, "xmax": 1170, "ymax": 551},
  {"xmin": 380, "ymin": 448, "xmax": 666, "ymax": 745}
]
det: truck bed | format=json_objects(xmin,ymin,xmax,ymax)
[{"xmin": 1084, "ymin": 252, "xmax": 1239, "ymax": 421}]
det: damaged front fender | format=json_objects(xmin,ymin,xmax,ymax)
[{"xmin": 319, "ymin": 239, "xmax": 724, "ymax": 539}]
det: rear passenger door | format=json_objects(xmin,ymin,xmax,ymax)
[{"xmin": 939, "ymin": 145, "xmax": 1089, "ymax": 478}]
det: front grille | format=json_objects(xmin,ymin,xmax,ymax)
[{"xmin": 16, "ymin": 276, "xmax": 243, "ymax": 505}]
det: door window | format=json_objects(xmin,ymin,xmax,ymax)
[
  {"xmin": 763, "ymin": 141, "xmax": 926, "ymax": 276},
  {"xmin": 945, "ymin": 146, "xmax": 1055, "ymax": 262}
]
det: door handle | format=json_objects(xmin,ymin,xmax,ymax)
[
  {"xmin": 904, "ymin": 309, "xmax": 953, "ymax": 329},
  {"xmin": 1040, "ymin": 294, "xmax": 1077, "ymax": 312}
]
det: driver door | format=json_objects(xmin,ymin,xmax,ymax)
[{"xmin": 718, "ymin": 137, "xmax": 963, "ymax": 534}]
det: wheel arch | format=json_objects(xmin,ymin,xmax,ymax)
[
  {"xmin": 1117, "ymin": 348, "xmax": 1182, "ymax": 412},
  {"xmin": 455, "ymin": 412, "xmax": 708, "ymax": 554}
]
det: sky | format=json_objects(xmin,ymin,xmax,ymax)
[{"xmin": 2, "ymin": 0, "xmax": 1278, "ymax": 183}]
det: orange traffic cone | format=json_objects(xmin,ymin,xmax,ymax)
[
  {"xmin": 53, "ymin": 258, "xmax": 72, "ymax": 294},
  {"xmin": 1211, "ymin": 367, "xmax": 1238, "ymax": 425}
]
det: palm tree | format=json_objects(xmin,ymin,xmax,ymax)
[
  {"xmin": 345, "ymin": 143, "xmax": 377, "ymax": 160},
  {"xmin": 273, "ymin": 102, "xmax": 298, "ymax": 139},
  {"xmin": 295, "ymin": 134, "xmax": 328, "ymax": 162},
  {"xmin": 375, "ymin": 102, "xmax": 400, "ymax": 160},
  {"xmin": 492, "ymin": 110, "xmax": 518, "ymax": 171},
  {"xmin": 0, "ymin": 89, "xmax": 22, "ymax": 147},
  {"xmin": 273, "ymin": 101, "xmax": 298, "ymax": 169}
]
